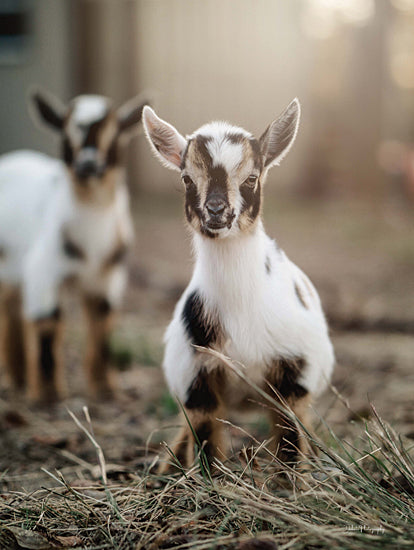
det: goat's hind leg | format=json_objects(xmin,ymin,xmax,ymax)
[
  {"xmin": 266, "ymin": 358, "xmax": 312, "ymax": 465},
  {"xmin": 0, "ymin": 285, "xmax": 26, "ymax": 391}
]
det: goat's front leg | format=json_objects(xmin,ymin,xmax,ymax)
[
  {"xmin": 82, "ymin": 294, "xmax": 114, "ymax": 399},
  {"xmin": 0, "ymin": 285, "xmax": 26, "ymax": 391},
  {"xmin": 25, "ymin": 307, "xmax": 64, "ymax": 403},
  {"xmin": 159, "ymin": 367, "xmax": 226, "ymax": 474}
]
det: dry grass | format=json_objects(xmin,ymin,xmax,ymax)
[{"xmin": 1, "ymin": 388, "xmax": 413, "ymax": 549}]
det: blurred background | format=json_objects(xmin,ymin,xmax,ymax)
[
  {"xmin": 1, "ymin": 0, "xmax": 414, "ymax": 201},
  {"xmin": 0, "ymin": 0, "xmax": 413, "ymax": 484}
]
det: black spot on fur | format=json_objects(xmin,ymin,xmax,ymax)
[
  {"xmin": 240, "ymin": 179, "xmax": 261, "ymax": 222},
  {"xmin": 63, "ymin": 233, "xmax": 85, "ymax": 260},
  {"xmin": 265, "ymin": 256, "xmax": 271, "ymax": 275},
  {"xmin": 185, "ymin": 180, "xmax": 202, "ymax": 225},
  {"xmin": 267, "ymin": 357, "xmax": 307, "ymax": 400},
  {"xmin": 62, "ymin": 137, "xmax": 73, "ymax": 165},
  {"xmin": 185, "ymin": 368, "xmax": 222, "ymax": 412},
  {"xmin": 206, "ymin": 164, "xmax": 228, "ymax": 196},
  {"xmin": 39, "ymin": 330, "xmax": 55, "ymax": 382},
  {"xmin": 294, "ymin": 283, "xmax": 308, "ymax": 309},
  {"xmin": 182, "ymin": 291, "xmax": 219, "ymax": 347}
]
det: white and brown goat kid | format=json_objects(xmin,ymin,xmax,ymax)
[
  {"xmin": 143, "ymin": 100, "xmax": 335, "ymax": 469},
  {"xmin": 0, "ymin": 89, "xmax": 147, "ymax": 403}
]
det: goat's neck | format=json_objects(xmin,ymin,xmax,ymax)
[{"xmin": 193, "ymin": 221, "xmax": 267, "ymax": 308}]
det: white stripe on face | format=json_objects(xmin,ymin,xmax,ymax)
[
  {"xmin": 207, "ymin": 138, "xmax": 244, "ymax": 174},
  {"xmin": 72, "ymin": 96, "xmax": 109, "ymax": 125}
]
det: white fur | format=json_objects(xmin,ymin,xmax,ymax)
[
  {"xmin": 156, "ymin": 102, "xmax": 334, "ymax": 409},
  {"xmin": 0, "ymin": 150, "xmax": 133, "ymax": 319},
  {"xmin": 71, "ymin": 95, "xmax": 110, "ymax": 125},
  {"xmin": 164, "ymin": 224, "xmax": 334, "ymax": 402}
]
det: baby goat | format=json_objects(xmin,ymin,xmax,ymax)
[
  {"xmin": 143, "ymin": 100, "xmax": 335, "ymax": 469},
  {"xmin": 0, "ymin": 89, "xmax": 147, "ymax": 403}
]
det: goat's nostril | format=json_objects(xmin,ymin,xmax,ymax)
[{"xmin": 206, "ymin": 199, "xmax": 226, "ymax": 216}]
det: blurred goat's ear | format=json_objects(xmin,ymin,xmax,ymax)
[
  {"xmin": 29, "ymin": 87, "xmax": 66, "ymax": 132},
  {"xmin": 142, "ymin": 106, "xmax": 187, "ymax": 171},
  {"xmin": 259, "ymin": 98, "xmax": 300, "ymax": 169},
  {"xmin": 118, "ymin": 95, "xmax": 149, "ymax": 137}
]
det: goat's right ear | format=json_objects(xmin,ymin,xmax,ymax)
[
  {"xmin": 29, "ymin": 87, "xmax": 66, "ymax": 132},
  {"xmin": 142, "ymin": 106, "xmax": 187, "ymax": 171}
]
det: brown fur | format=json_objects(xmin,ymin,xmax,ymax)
[
  {"xmin": 0, "ymin": 286, "xmax": 26, "ymax": 390},
  {"xmin": 25, "ymin": 314, "xmax": 64, "ymax": 403},
  {"xmin": 267, "ymin": 393, "xmax": 312, "ymax": 463},
  {"xmin": 159, "ymin": 406, "xmax": 226, "ymax": 474},
  {"xmin": 82, "ymin": 295, "xmax": 114, "ymax": 399}
]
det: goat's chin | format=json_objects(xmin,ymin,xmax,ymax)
[{"xmin": 200, "ymin": 222, "xmax": 234, "ymax": 239}]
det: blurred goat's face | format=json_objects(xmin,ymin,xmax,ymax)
[
  {"xmin": 142, "ymin": 100, "xmax": 301, "ymax": 238},
  {"xmin": 63, "ymin": 96, "xmax": 118, "ymax": 184},
  {"xmin": 31, "ymin": 89, "xmax": 148, "ymax": 197}
]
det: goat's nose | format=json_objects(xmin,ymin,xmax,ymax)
[
  {"xmin": 206, "ymin": 197, "xmax": 226, "ymax": 216},
  {"xmin": 75, "ymin": 159, "xmax": 98, "ymax": 180}
]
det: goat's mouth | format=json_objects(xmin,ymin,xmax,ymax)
[{"xmin": 203, "ymin": 211, "xmax": 236, "ymax": 233}]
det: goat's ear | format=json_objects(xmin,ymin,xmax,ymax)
[
  {"xmin": 29, "ymin": 87, "xmax": 66, "ymax": 132},
  {"xmin": 118, "ymin": 95, "xmax": 149, "ymax": 137},
  {"xmin": 259, "ymin": 98, "xmax": 300, "ymax": 169},
  {"xmin": 142, "ymin": 106, "xmax": 187, "ymax": 171}
]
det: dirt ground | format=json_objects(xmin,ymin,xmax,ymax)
[{"xmin": 0, "ymin": 190, "xmax": 413, "ymax": 494}]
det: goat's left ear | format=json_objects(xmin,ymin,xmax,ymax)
[
  {"xmin": 118, "ymin": 95, "xmax": 149, "ymax": 137},
  {"xmin": 259, "ymin": 98, "xmax": 301, "ymax": 169}
]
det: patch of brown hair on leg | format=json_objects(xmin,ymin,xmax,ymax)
[
  {"xmin": 0, "ymin": 286, "xmax": 26, "ymax": 390},
  {"xmin": 265, "ymin": 357, "xmax": 312, "ymax": 465},
  {"xmin": 82, "ymin": 295, "xmax": 114, "ymax": 400},
  {"xmin": 25, "ymin": 310, "xmax": 64, "ymax": 403},
  {"xmin": 268, "ymin": 394, "xmax": 312, "ymax": 465},
  {"xmin": 159, "ymin": 406, "xmax": 226, "ymax": 474}
]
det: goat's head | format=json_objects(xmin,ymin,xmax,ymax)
[
  {"xmin": 30, "ymin": 88, "xmax": 148, "ymax": 197},
  {"xmin": 142, "ymin": 100, "xmax": 300, "ymax": 238}
]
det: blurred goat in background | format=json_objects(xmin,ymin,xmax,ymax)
[{"xmin": 0, "ymin": 89, "xmax": 148, "ymax": 403}]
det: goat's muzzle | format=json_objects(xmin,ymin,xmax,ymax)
[
  {"xmin": 204, "ymin": 195, "xmax": 235, "ymax": 231},
  {"xmin": 74, "ymin": 148, "xmax": 105, "ymax": 182}
]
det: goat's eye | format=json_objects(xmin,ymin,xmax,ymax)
[
  {"xmin": 182, "ymin": 175, "xmax": 193, "ymax": 186},
  {"xmin": 243, "ymin": 175, "xmax": 258, "ymax": 187}
]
